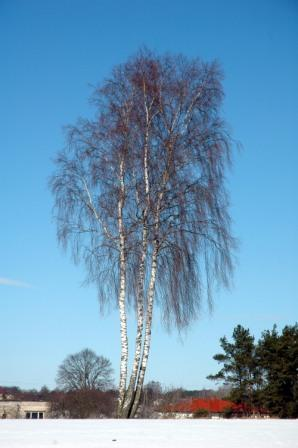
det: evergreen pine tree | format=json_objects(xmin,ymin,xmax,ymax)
[
  {"xmin": 207, "ymin": 325, "xmax": 259, "ymax": 409},
  {"xmin": 257, "ymin": 323, "xmax": 298, "ymax": 418}
]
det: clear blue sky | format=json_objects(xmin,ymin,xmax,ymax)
[{"xmin": 0, "ymin": 0, "xmax": 297, "ymax": 391}]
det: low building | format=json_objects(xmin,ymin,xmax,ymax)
[
  {"xmin": 1, "ymin": 401, "xmax": 50, "ymax": 419},
  {"xmin": 162, "ymin": 397, "xmax": 269, "ymax": 418},
  {"xmin": 163, "ymin": 397, "xmax": 233, "ymax": 416}
]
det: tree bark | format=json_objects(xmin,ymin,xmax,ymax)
[
  {"xmin": 117, "ymin": 158, "xmax": 129, "ymax": 417},
  {"xmin": 128, "ymin": 139, "xmax": 170, "ymax": 418},
  {"xmin": 129, "ymin": 244, "xmax": 158, "ymax": 417},
  {"xmin": 120, "ymin": 224, "xmax": 147, "ymax": 417},
  {"xmin": 120, "ymin": 111, "xmax": 151, "ymax": 418}
]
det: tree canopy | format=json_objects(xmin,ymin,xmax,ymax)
[
  {"xmin": 51, "ymin": 49, "xmax": 235, "ymax": 417},
  {"xmin": 56, "ymin": 348, "xmax": 114, "ymax": 392}
]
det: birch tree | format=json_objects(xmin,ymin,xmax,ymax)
[{"xmin": 50, "ymin": 49, "xmax": 235, "ymax": 418}]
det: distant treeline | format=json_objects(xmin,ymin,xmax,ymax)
[{"xmin": 0, "ymin": 384, "xmax": 228, "ymax": 418}]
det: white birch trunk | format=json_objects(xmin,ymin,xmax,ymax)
[
  {"xmin": 129, "ymin": 143, "xmax": 171, "ymax": 417},
  {"xmin": 121, "ymin": 119, "xmax": 151, "ymax": 417},
  {"xmin": 120, "ymin": 226, "xmax": 146, "ymax": 417},
  {"xmin": 129, "ymin": 244, "xmax": 158, "ymax": 417},
  {"xmin": 117, "ymin": 158, "xmax": 129, "ymax": 417}
]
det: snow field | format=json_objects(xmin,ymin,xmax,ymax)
[{"xmin": 0, "ymin": 419, "xmax": 297, "ymax": 448}]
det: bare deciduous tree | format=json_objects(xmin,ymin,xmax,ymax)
[
  {"xmin": 50, "ymin": 389, "xmax": 117, "ymax": 419},
  {"xmin": 56, "ymin": 349, "xmax": 114, "ymax": 392},
  {"xmin": 50, "ymin": 49, "xmax": 235, "ymax": 418}
]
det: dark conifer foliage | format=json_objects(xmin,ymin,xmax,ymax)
[
  {"xmin": 256, "ymin": 324, "xmax": 298, "ymax": 418},
  {"xmin": 207, "ymin": 325, "xmax": 258, "ymax": 407},
  {"xmin": 208, "ymin": 323, "xmax": 298, "ymax": 418}
]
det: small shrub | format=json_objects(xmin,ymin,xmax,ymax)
[
  {"xmin": 193, "ymin": 408, "xmax": 209, "ymax": 418},
  {"xmin": 222, "ymin": 407, "xmax": 233, "ymax": 418}
]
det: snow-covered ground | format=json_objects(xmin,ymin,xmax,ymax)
[{"xmin": 0, "ymin": 419, "xmax": 297, "ymax": 448}]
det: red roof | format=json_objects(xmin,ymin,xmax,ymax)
[
  {"xmin": 164, "ymin": 397, "xmax": 269, "ymax": 415},
  {"xmin": 165, "ymin": 397, "xmax": 234, "ymax": 413}
]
